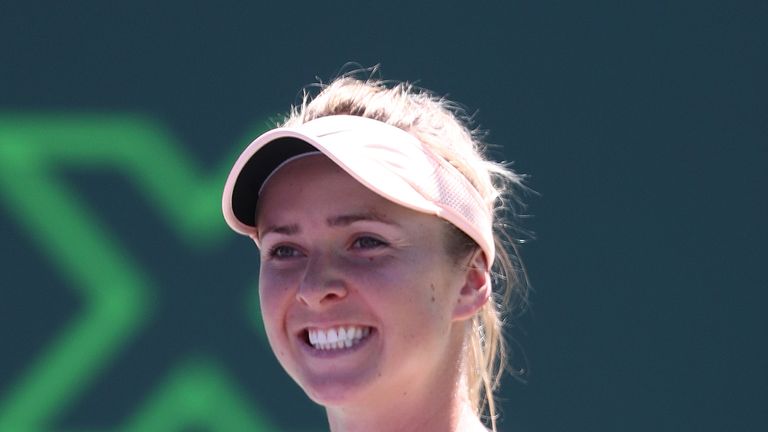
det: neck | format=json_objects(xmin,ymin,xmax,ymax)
[
  {"xmin": 326, "ymin": 384, "xmax": 486, "ymax": 432},
  {"xmin": 324, "ymin": 326, "xmax": 489, "ymax": 432}
]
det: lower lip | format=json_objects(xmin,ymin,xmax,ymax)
[{"xmin": 298, "ymin": 329, "xmax": 376, "ymax": 359}]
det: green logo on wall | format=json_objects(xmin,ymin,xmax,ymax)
[{"xmin": 0, "ymin": 115, "xmax": 281, "ymax": 431}]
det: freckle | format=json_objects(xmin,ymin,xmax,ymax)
[{"xmin": 431, "ymin": 296, "xmax": 435, "ymax": 302}]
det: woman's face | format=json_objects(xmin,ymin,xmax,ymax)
[{"xmin": 256, "ymin": 155, "xmax": 478, "ymax": 407}]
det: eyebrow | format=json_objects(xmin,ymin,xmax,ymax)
[
  {"xmin": 260, "ymin": 211, "xmax": 400, "ymax": 239},
  {"xmin": 260, "ymin": 223, "xmax": 300, "ymax": 238},
  {"xmin": 327, "ymin": 211, "xmax": 400, "ymax": 228}
]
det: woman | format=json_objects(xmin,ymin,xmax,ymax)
[{"xmin": 222, "ymin": 76, "xmax": 527, "ymax": 432}]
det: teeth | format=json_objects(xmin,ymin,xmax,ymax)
[{"xmin": 307, "ymin": 325, "xmax": 372, "ymax": 350}]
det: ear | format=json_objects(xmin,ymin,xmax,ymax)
[{"xmin": 452, "ymin": 249, "xmax": 491, "ymax": 321}]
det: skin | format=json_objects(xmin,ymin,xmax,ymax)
[{"xmin": 256, "ymin": 154, "xmax": 490, "ymax": 432}]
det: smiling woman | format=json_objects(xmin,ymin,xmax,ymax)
[{"xmin": 222, "ymin": 75, "xmax": 528, "ymax": 432}]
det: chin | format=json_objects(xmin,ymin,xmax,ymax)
[{"xmin": 297, "ymin": 372, "xmax": 378, "ymax": 408}]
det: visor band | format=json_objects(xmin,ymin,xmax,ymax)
[{"xmin": 222, "ymin": 115, "xmax": 495, "ymax": 269}]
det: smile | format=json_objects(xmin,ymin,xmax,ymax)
[{"xmin": 305, "ymin": 325, "xmax": 372, "ymax": 350}]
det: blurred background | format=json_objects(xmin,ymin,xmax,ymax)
[{"xmin": 1, "ymin": 1, "xmax": 766, "ymax": 431}]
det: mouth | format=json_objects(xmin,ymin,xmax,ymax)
[{"xmin": 300, "ymin": 325, "xmax": 374, "ymax": 351}]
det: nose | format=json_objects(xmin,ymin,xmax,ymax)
[{"xmin": 296, "ymin": 252, "xmax": 348, "ymax": 307}]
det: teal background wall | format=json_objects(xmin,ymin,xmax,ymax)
[{"xmin": 1, "ymin": 1, "xmax": 766, "ymax": 431}]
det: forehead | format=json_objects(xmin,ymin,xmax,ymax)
[
  {"xmin": 256, "ymin": 155, "xmax": 398, "ymax": 222},
  {"xmin": 255, "ymin": 155, "xmax": 449, "ymax": 237}
]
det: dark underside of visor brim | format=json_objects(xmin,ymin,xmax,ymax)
[{"xmin": 231, "ymin": 137, "xmax": 317, "ymax": 227}]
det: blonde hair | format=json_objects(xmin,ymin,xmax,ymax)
[{"xmin": 280, "ymin": 73, "xmax": 528, "ymax": 431}]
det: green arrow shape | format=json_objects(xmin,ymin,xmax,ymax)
[
  {"xmin": 122, "ymin": 357, "xmax": 274, "ymax": 432},
  {"xmin": 0, "ymin": 114, "xmax": 274, "ymax": 431}
]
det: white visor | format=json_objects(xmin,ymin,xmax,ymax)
[{"xmin": 222, "ymin": 115, "xmax": 495, "ymax": 268}]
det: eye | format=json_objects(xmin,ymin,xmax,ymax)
[
  {"xmin": 351, "ymin": 236, "xmax": 388, "ymax": 250},
  {"xmin": 268, "ymin": 244, "xmax": 302, "ymax": 259}
]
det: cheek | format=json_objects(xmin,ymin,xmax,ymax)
[
  {"xmin": 364, "ymin": 265, "xmax": 453, "ymax": 325},
  {"xmin": 258, "ymin": 278, "xmax": 294, "ymax": 363},
  {"xmin": 257, "ymin": 271, "xmax": 294, "ymax": 331}
]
